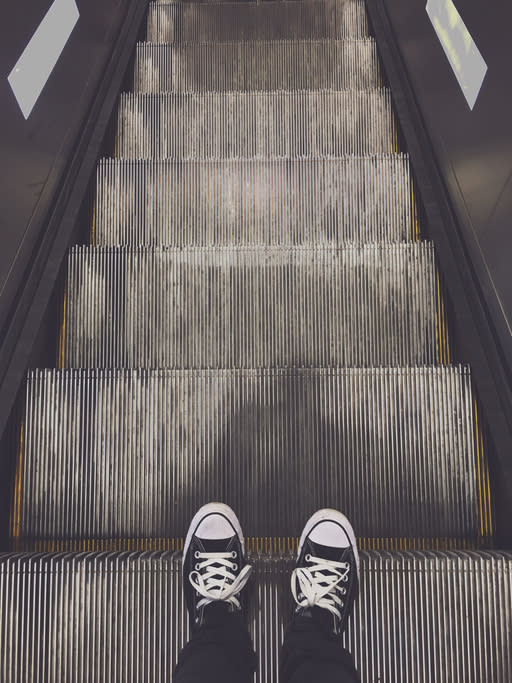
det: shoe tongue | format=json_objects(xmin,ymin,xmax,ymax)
[
  {"xmin": 197, "ymin": 536, "xmax": 237, "ymax": 554},
  {"xmin": 307, "ymin": 539, "xmax": 349, "ymax": 563}
]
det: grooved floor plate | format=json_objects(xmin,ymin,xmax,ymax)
[
  {"xmin": 9, "ymin": 0, "xmax": 506, "ymax": 671},
  {"xmin": 134, "ymin": 40, "xmax": 380, "ymax": 92},
  {"xmin": 160, "ymin": 0, "xmax": 305, "ymax": 2},
  {"xmin": 1, "ymin": 551, "xmax": 511, "ymax": 682},
  {"xmin": 147, "ymin": 0, "xmax": 367, "ymax": 43},
  {"xmin": 160, "ymin": 0, "xmax": 286, "ymax": 2},
  {"xmin": 18, "ymin": 367, "xmax": 478, "ymax": 542},
  {"xmin": 64, "ymin": 244, "xmax": 438, "ymax": 368},
  {"xmin": 95, "ymin": 155, "xmax": 413, "ymax": 246},
  {"xmin": 160, "ymin": 0, "xmax": 285, "ymax": 2},
  {"xmin": 116, "ymin": 90, "xmax": 393, "ymax": 158}
]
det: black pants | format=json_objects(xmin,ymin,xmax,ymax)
[{"xmin": 174, "ymin": 603, "xmax": 359, "ymax": 683}]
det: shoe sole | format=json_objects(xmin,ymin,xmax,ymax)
[
  {"xmin": 298, "ymin": 508, "xmax": 360, "ymax": 577},
  {"xmin": 182, "ymin": 502, "xmax": 245, "ymax": 568}
]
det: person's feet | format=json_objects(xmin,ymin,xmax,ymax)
[
  {"xmin": 291, "ymin": 509, "xmax": 359, "ymax": 635},
  {"xmin": 182, "ymin": 502, "xmax": 253, "ymax": 629}
]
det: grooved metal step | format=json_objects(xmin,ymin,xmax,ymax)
[
  {"xmin": 134, "ymin": 40, "xmax": 380, "ymax": 92},
  {"xmin": 95, "ymin": 155, "xmax": 414, "ymax": 246},
  {"xmin": 116, "ymin": 90, "xmax": 394, "ymax": 158},
  {"xmin": 64, "ymin": 244, "xmax": 438, "ymax": 368},
  {"xmin": 147, "ymin": 0, "xmax": 367, "ymax": 43},
  {"xmin": 159, "ymin": 0, "xmax": 329, "ymax": 4},
  {"xmin": 9, "ymin": 0, "xmax": 505, "ymax": 670},
  {"xmin": 14, "ymin": 367, "xmax": 485, "ymax": 545},
  {"xmin": 2, "ymin": 551, "xmax": 511, "ymax": 682}
]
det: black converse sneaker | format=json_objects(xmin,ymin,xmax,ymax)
[
  {"xmin": 182, "ymin": 502, "xmax": 253, "ymax": 630},
  {"xmin": 291, "ymin": 509, "xmax": 359, "ymax": 636}
]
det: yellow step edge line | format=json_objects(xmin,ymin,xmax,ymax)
[
  {"xmin": 435, "ymin": 270, "xmax": 453, "ymax": 366},
  {"xmin": 10, "ymin": 536, "xmax": 481, "ymax": 553},
  {"xmin": 474, "ymin": 399, "xmax": 485, "ymax": 539},
  {"xmin": 410, "ymin": 176, "xmax": 421, "ymax": 242},
  {"xmin": 440, "ymin": 282, "xmax": 451, "ymax": 364},
  {"xmin": 483, "ymin": 418, "xmax": 493, "ymax": 537},
  {"xmin": 435, "ymin": 271, "xmax": 445, "ymax": 365},
  {"xmin": 474, "ymin": 400, "xmax": 494, "ymax": 542},
  {"xmin": 391, "ymin": 112, "xmax": 399, "ymax": 154},
  {"xmin": 10, "ymin": 422, "xmax": 24, "ymax": 542}
]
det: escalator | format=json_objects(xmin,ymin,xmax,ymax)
[{"xmin": 1, "ymin": 0, "xmax": 511, "ymax": 680}]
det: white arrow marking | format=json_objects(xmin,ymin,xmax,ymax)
[
  {"xmin": 426, "ymin": 0, "xmax": 487, "ymax": 110},
  {"xmin": 8, "ymin": 0, "xmax": 80, "ymax": 120}
]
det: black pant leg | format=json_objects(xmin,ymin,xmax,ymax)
[
  {"xmin": 173, "ymin": 602, "xmax": 257, "ymax": 683},
  {"xmin": 279, "ymin": 609, "xmax": 359, "ymax": 683}
]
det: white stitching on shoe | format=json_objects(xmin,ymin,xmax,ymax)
[
  {"xmin": 291, "ymin": 555, "xmax": 350, "ymax": 620},
  {"xmin": 189, "ymin": 552, "xmax": 252, "ymax": 610}
]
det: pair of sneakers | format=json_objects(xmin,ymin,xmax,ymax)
[{"xmin": 183, "ymin": 503, "xmax": 359, "ymax": 636}]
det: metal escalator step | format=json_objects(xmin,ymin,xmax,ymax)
[
  {"xmin": 17, "ymin": 366, "xmax": 480, "ymax": 544},
  {"xmin": 159, "ymin": 0, "xmax": 329, "ymax": 4},
  {"xmin": 134, "ymin": 40, "xmax": 380, "ymax": 92},
  {"xmin": 160, "ymin": 0, "xmax": 328, "ymax": 3},
  {"xmin": 116, "ymin": 90, "xmax": 393, "ymax": 158},
  {"xmin": 95, "ymin": 155, "xmax": 413, "ymax": 246},
  {"xmin": 146, "ymin": 0, "xmax": 367, "ymax": 43},
  {"xmin": 64, "ymin": 244, "xmax": 438, "ymax": 368},
  {"xmin": 1, "ymin": 551, "xmax": 511, "ymax": 681}
]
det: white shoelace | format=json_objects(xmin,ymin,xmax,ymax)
[
  {"xmin": 189, "ymin": 551, "xmax": 253, "ymax": 611},
  {"xmin": 291, "ymin": 554, "xmax": 350, "ymax": 620}
]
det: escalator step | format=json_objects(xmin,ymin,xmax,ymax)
[
  {"xmin": 158, "ymin": 0, "xmax": 310, "ymax": 2},
  {"xmin": 2, "ymin": 551, "xmax": 510, "ymax": 682},
  {"xmin": 116, "ymin": 90, "xmax": 394, "ymax": 158},
  {"xmin": 94, "ymin": 155, "xmax": 413, "ymax": 246},
  {"xmin": 134, "ymin": 40, "xmax": 380, "ymax": 92},
  {"xmin": 159, "ymin": 0, "xmax": 261, "ymax": 2},
  {"xmin": 146, "ymin": 0, "xmax": 367, "ymax": 43},
  {"xmin": 64, "ymin": 244, "xmax": 438, "ymax": 368},
  {"xmin": 160, "ymin": 0, "xmax": 317, "ymax": 3},
  {"xmin": 17, "ymin": 367, "xmax": 480, "ymax": 544}
]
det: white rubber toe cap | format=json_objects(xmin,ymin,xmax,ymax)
[
  {"xmin": 183, "ymin": 502, "xmax": 245, "ymax": 562},
  {"xmin": 308, "ymin": 520, "xmax": 351, "ymax": 548}
]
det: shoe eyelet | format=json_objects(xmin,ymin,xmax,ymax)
[
  {"xmin": 231, "ymin": 551, "xmax": 237, "ymax": 558},
  {"xmin": 195, "ymin": 563, "xmax": 201, "ymax": 571},
  {"xmin": 341, "ymin": 588, "xmax": 346, "ymax": 595},
  {"xmin": 342, "ymin": 576, "xmax": 348, "ymax": 582},
  {"xmin": 305, "ymin": 554, "xmax": 311, "ymax": 562},
  {"xmin": 194, "ymin": 551, "xmax": 200, "ymax": 559},
  {"xmin": 232, "ymin": 563, "xmax": 238, "ymax": 571}
]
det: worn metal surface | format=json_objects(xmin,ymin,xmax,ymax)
[
  {"xmin": 134, "ymin": 40, "xmax": 380, "ymax": 92},
  {"xmin": 64, "ymin": 244, "xmax": 438, "ymax": 368},
  {"xmin": 18, "ymin": 367, "xmax": 479, "ymax": 543},
  {"xmin": 94, "ymin": 155, "xmax": 413, "ymax": 245},
  {"xmin": 7, "ymin": 0, "xmax": 508, "ymax": 674},
  {"xmin": 1, "ymin": 550, "xmax": 511, "ymax": 682},
  {"xmin": 116, "ymin": 90, "xmax": 394, "ymax": 158},
  {"xmin": 160, "ymin": 0, "xmax": 313, "ymax": 2},
  {"xmin": 147, "ymin": 0, "xmax": 367, "ymax": 43}
]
